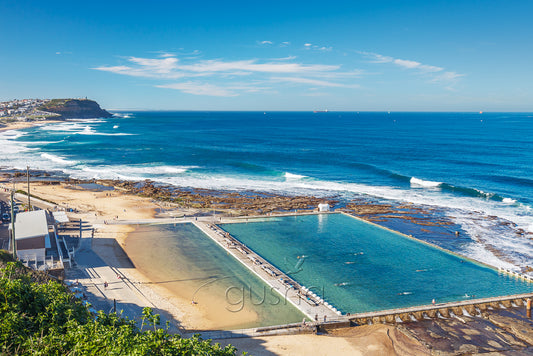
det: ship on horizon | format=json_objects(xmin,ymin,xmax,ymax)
[{"xmin": 313, "ymin": 109, "xmax": 328, "ymax": 113}]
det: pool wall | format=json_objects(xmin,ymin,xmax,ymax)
[
  {"xmin": 219, "ymin": 212, "xmax": 533, "ymax": 314},
  {"xmin": 339, "ymin": 211, "xmax": 533, "ymax": 283}
]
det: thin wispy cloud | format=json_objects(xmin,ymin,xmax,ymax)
[
  {"xmin": 93, "ymin": 52, "xmax": 362, "ymax": 97},
  {"xmin": 156, "ymin": 82, "xmax": 237, "ymax": 97},
  {"xmin": 176, "ymin": 59, "xmax": 339, "ymax": 74},
  {"xmin": 272, "ymin": 56, "xmax": 297, "ymax": 61},
  {"xmin": 157, "ymin": 82, "xmax": 272, "ymax": 97},
  {"xmin": 303, "ymin": 43, "xmax": 333, "ymax": 51},
  {"xmin": 359, "ymin": 51, "xmax": 463, "ymax": 86},
  {"xmin": 94, "ymin": 56, "xmax": 339, "ymax": 77},
  {"xmin": 259, "ymin": 40, "xmax": 273, "ymax": 45},
  {"xmin": 159, "ymin": 53, "xmax": 176, "ymax": 58},
  {"xmin": 271, "ymin": 77, "xmax": 360, "ymax": 88}
]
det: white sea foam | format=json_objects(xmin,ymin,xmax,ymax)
[
  {"xmin": 39, "ymin": 122, "xmax": 87, "ymax": 132},
  {"xmin": 451, "ymin": 212, "xmax": 533, "ymax": 269},
  {"xmin": 41, "ymin": 153, "xmax": 77, "ymax": 166},
  {"xmin": 75, "ymin": 125, "xmax": 134, "ymax": 136},
  {"xmin": 284, "ymin": 172, "xmax": 307, "ymax": 181},
  {"xmin": 69, "ymin": 165, "xmax": 198, "ymax": 180},
  {"xmin": 474, "ymin": 188, "xmax": 494, "ymax": 200},
  {"xmin": 502, "ymin": 197, "xmax": 517, "ymax": 204},
  {"xmin": 410, "ymin": 177, "xmax": 442, "ymax": 188},
  {"xmin": 113, "ymin": 113, "xmax": 133, "ymax": 118},
  {"xmin": 0, "ymin": 131, "xmax": 33, "ymax": 155},
  {"xmin": 70, "ymin": 118, "xmax": 107, "ymax": 123},
  {"xmin": 38, "ymin": 121, "xmax": 134, "ymax": 136}
]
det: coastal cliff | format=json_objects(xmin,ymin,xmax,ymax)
[{"xmin": 38, "ymin": 99, "xmax": 113, "ymax": 119}]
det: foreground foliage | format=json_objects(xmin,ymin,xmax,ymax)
[{"xmin": 0, "ymin": 257, "xmax": 241, "ymax": 355}]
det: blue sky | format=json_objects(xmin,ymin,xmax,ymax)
[{"xmin": 1, "ymin": 0, "xmax": 532, "ymax": 111}]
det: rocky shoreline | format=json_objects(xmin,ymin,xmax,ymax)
[{"xmin": 3, "ymin": 170, "xmax": 533, "ymax": 355}]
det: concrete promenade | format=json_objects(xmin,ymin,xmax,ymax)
[{"xmin": 64, "ymin": 224, "xmax": 163, "ymax": 326}]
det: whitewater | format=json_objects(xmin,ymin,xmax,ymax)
[{"xmin": 0, "ymin": 111, "xmax": 532, "ymax": 272}]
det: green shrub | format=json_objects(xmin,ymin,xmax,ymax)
[{"xmin": 0, "ymin": 262, "xmax": 243, "ymax": 355}]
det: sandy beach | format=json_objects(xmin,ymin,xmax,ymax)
[
  {"xmin": 24, "ymin": 181, "xmax": 273, "ymax": 330},
  {"xmin": 215, "ymin": 324, "xmax": 430, "ymax": 355},
  {"xmin": 0, "ymin": 119, "xmax": 63, "ymax": 133}
]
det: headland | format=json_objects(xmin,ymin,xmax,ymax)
[{"xmin": 0, "ymin": 98, "xmax": 112, "ymax": 132}]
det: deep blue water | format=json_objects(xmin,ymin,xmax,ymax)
[{"xmin": 1, "ymin": 111, "xmax": 532, "ymax": 269}]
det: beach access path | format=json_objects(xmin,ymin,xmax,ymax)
[
  {"xmin": 6, "ymin": 186, "xmax": 185, "ymax": 332},
  {"xmin": 65, "ymin": 219, "xmax": 192, "ymax": 333}
]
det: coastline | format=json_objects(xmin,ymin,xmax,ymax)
[
  {"xmin": 4, "ymin": 176, "xmax": 533, "ymax": 355},
  {"xmin": 0, "ymin": 119, "xmax": 64, "ymax": 133}
]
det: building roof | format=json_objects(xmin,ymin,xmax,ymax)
[
  {"xmin": 52, "ymin": 211, "xmax": 69, "ymax": 223},
  {"xmin": 14, "ymin": 210, "xmax": 49, "ymax": 240}
]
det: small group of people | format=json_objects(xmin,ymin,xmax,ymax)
[
  {"xmin": 103, "ymin": 275, "xmax": 121, "ymax": 289},
  {"xmin": 312, "ymin": 314, "xmax": 327, "ymax": 323}
]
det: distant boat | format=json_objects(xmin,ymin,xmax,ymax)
[{"xmin": 313, "ymin": 109, "xmax": 328, "ymax": 113}]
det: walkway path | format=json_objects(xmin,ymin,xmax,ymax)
[{"xmin": 65, "ymin": 223, "xmax": 182, "ymax": 332}]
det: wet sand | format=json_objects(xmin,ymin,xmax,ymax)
[
  {"xmin": 216, "ymin": 324, "xmax": 430, "ymax": 356},
  {"xmin": 125, "ymin": 222, "xmax": 309, "ymax": 330},
  {"xmin": 124, "ymin": 225, "xmax": 260, "ymax": 330}
]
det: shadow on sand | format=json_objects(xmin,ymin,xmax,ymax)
[{"xmin": 67, "ymin": 234, "xmax": 275, "ymax": 355}]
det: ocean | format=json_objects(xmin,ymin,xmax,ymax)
[{"xmin": 1, "ymin": 111, "xmax": 532, "ymax": 271}]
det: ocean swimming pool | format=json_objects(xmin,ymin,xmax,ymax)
[{"xmin": 221, "ymin": 213, "xmax": 533, "ymax": 314}]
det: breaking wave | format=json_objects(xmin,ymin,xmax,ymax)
[
  {"xmin": 41, "ymin": 153, "xmax": 78, "ymax": 165},
  {"xmin": 284, "ymin": 172, "xmax": 307, "ymax": 181},
  {"xmin": 410, "ymin": 177, "xmax": 442, "ymax": 188}
]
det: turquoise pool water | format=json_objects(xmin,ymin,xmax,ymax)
[{"xmin": 221, "ymin": 213, "xmax": 533, "ymax": 314}]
